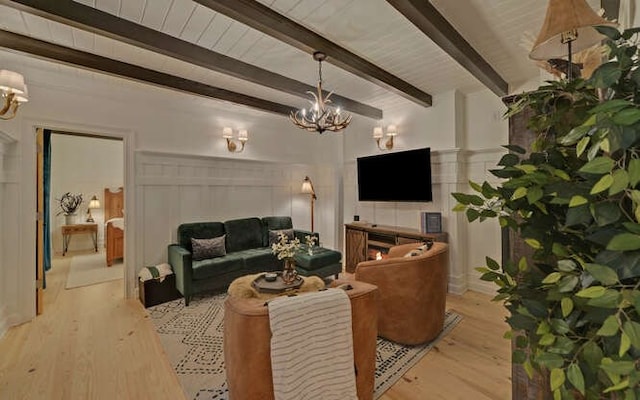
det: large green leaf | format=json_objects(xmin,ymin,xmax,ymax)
[
  {"xmin": 527, "ymin": 186, "xmax": 544, "ymax": 204},
  {"xmin": 587, "ymin": 289, "xmax": 620, "ymax": 308},
  {"xmin": 582, "ymin": 341, "xmax": 603, "ymax": 369},
  {"xmin": 596, "ymin": 25, "xmax": 622, "ymax": 40},
  {"xmin": 592, "ymin": 202, "xmax": 622, "ymax": 227},
  {"xmin": 597, "ymin": 315, "xmax": 620, "ymax": 336},
  {"xmin": 609, "ymin": 169, "xmax": 630, "ymax": 195},
  {"xmin": 550, "ymin": 368, "xmax": 565, "ymax": 391},
  {"xmin": 622, "ymin": 321, "xmax": 640, "ymax": 349},
  {"xmin": 591, "ymin": 174, "xmax": 614, "ymax": 194},
  {"xmin": 569, "ymin": 195, "xmax": 588, "ymax": 207},
  {"xmin": 561, "ymin": 297, "xmax": 573, "ymax": 317},
  {"xmin": 579, "ymin": 156, "xmax": 614, "ymax": 174},
  {"xmin": 567, "ymin": 363, "xmax": 585, "ymax": 396},
  {"xmin": 535, "ymin": 352, "xmax": 564, "ymax": 370},
  {"xmin": 451, "ymin": 192, "xmax": 485, "ymax": 206},
  {"xmin": 601, "ymin": 361, "xmax": 635, "ymax": 375},
  {"xmin": 576, "ymin": 286, "xmax": 607, "ymax": 298},
  {"xmin": 619, "ymin": 332, "xmax": 631, "ymax": 357},
  {"xmin": 584, "ymin": 263, "xmax": 619, "ymax": 285},
  {"xmin": 498, "ymin": 153, "xmax": 520, "ymax": 167},
  {"xmin": 607, "ymin": 233, "xmax": 640, "ymax": 251},
  {"xmin": 589, "ymin": 99, "xmax": 631, "ymax": 114},
  {"xmin": 590, "ymin": 61, "xmax": 622, "ymax": 88},
  {"xmin": 629, "ymin": 159, "xmax": 640, "ymax": 187},
  {"xmin": 613, "ymin": 108, "xmax": 640, "ymax": 125}
]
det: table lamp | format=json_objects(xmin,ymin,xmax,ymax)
[{"xmin": 86, "ymin": 195, "xmax": 100, "ymax": 223}]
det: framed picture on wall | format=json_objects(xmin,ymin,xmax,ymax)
[{"xmin": 421, "ymin": 212, "xmax": 442, "ymax": 233}]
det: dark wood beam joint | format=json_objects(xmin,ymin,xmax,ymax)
[
  {"xmin": 194, "ymin": 0, "xmax": 432, "ymax": 107},
  {"xmin": 386, "ymin": 0, "xmax": 508, "ymax": 97}
]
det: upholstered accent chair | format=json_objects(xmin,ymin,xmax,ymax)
[
  {"xmin": 355, "ymin": 241, "xmax": 449, "ymax": 345},
  {"xmin": 223, "ymin": 280, "xmax": 379, "ymax": 400}
]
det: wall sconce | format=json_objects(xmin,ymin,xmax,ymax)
[
  {"xmin": 0, "ymin": 70, "xmax": 29, "ymax": 120},
  {"xmin": 222, "ymin": 127, "xmax": 248, "ymax": 153},
  {"xmin": 373, "ymin": 124, "xmax": 397, "ymax": 150},
  {"xmin": 86, "ymin": 195, "xmax": 100, "ymax": 223},
  {"xmin": 301, "ymin": 176, "xmax": 317, "ymax": 232}
]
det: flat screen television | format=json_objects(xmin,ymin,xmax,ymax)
[{"xmin": 357, "ymin": 147, "xmax": 433, "ymax": 202}]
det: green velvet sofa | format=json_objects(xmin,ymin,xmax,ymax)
[{"xmin": 168, "ymin": 216, "xmax": 342, "ymax": 305}]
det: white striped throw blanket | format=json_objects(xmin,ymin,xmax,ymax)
[{"xmin": 268, "ymin": 288, "xmax": 357, "ymax": 400}]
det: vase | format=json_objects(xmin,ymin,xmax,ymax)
[
  {"xmin": 64, "ymin": 214, "xmax": 76, "ymax": 225},
  {"xmin": 282, "ymin": 258, "xmax": 298, "ymax": 284}
]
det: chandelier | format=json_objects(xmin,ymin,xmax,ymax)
[{"xmin": 290, "ymin": 52, "xmax": 352, "ymax": 134}]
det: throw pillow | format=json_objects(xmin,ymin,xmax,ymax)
[
  {"xmin": 269, "ymin": 228, "xmax": 295, "ymax": 246},
  {"xmin": 191, "ymin": 235, "xmax": 226, "ymax": 261},
  {"xmin": 403, "ymin": 242, "xmax": 433, "ymax": 258}
]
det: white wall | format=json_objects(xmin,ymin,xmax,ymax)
[
  {"xmin": 0, "ymin": 50, "xmax": 352, "ymax": 333},
  {"xmin": 50, "ymin": 134, "xmax": 123, "ymax": 253}
]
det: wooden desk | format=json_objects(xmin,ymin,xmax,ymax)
[{"xmin": 62, "ymin": 223, "xmax": 98, "ymax": 256}]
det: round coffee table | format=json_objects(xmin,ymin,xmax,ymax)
[{"xmin": 228, "ymin": 273, "xmax": 325, "ymax": 300}]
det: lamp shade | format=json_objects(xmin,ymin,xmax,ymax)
[
  {"xmin": 0, "ymin": 70, "xmax": 26, "ymax": 94},
  {"xmin": 88, "ymin": 195, "xmax": 100, "ymax": 209},
  {"xmin": 301, "ymin": 176, "xmax": 315, "ymax": 195},
  {"xmin": 222, "ymin": 127, "xmax": 233, "ymax": 138},
  {"xmin": 373, "ymin": 127, "xmax": 384, "ymax": 139},
  {"xmin": 529, "ymin": 0, "xmax": 615, "ymax": 60}
]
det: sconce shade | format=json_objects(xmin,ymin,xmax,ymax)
[
  {"xmin": 386, "ymin": 125, "xmax": 398, "ymax": 136},
  {"xmin": 0, "ymin": 70, "xmax": 26, "ymax": 94},
  {"xmin": 0, "ymin": 69, "xmax": 28, "ymax": 120},
  {"xmin": 88, "ymin": 195, "xmax": 100, "ymax": 209},
  {"xmin": 222, "ymin": 127, "xmax": 248, "ymax": 152},
  {"xmin": 529, "ymin": 0, "xmax": 615, "ymax": 60},
  {"xmin": 373, "ymin": 127, "xmax": 384, "ymax": 139}
]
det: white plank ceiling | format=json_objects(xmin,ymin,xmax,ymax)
[{"xmin": 0, "ymin": 0, "xmax": 603, "ymax": 119}]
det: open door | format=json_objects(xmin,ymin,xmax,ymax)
[{"xmin": 36, "ymin": 127, "xmax": 44, "ymax": 315}]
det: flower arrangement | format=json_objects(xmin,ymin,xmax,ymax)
[
  {"xmin": 305, "ymin": 234, "xmax": 317, "ymax": 255},
  {"xmin": 56, "ymin": 192, "xmax": 83, "ymax": 216},
  {"xmin": 271, "ymin": 232, "xmax": 300, "ymax": 260}
]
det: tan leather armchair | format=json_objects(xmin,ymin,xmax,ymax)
[
  {"xmin": 223, "ymin": 280, "xmax": 379, "ymax": 400},
  {"xmin": 355, "ymin": 241, "xmax": 449, "ymax": 345}
]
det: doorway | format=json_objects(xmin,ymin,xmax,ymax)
[{"xmin": 36, "ymin": 129, "xmax": 125, "ymax": 314}]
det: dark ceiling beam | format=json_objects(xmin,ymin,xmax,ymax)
[
  {"xmin": 0, "ymin": 0, "xmax": 382, "ymax": 120},
  {"xmin": 0, "ymin": 29, "xmax": 295, "ymax": 116},
  {"xmin": 193, "ymin": 0, "xmax": 433, "ymax": 107},
  {"xmin": 385, "ymin": 0, "xmax": 508, "ymax": 97}
]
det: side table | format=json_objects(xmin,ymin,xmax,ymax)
[{"xmin": 62, "ymin": 223, "xmax": 98, "ymax": 256}]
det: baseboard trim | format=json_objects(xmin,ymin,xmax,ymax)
[{"xmin": 468, "ymin": 279, "xmax": 497, "ymax": 296}]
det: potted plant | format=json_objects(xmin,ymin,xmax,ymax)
[
  {"xmin": 56, "ymin": 192, "xmax": 83, "ymax": 224},
  {"xmin": 453, "ymin": 26, "xmax": 640, "ymax": 398},
  {"xmin": 271, "ymin": 232, "xmax": 301, "ymax": 284}
]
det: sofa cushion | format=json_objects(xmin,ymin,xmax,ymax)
[
  {"xmin": 224, "ymin": 218, "xmax": 264, "ymax": 253},
  {"xmin": 294, "ymin": 247, "xmax": 342, "ymax": 271},
  {"xmin": 261, "ymin": 216, "xmax": 293, "ymax": 246},
  {"xmin": 268, "ymin": 228, "xmax": 295, "ymax": 246},
  {"xmin": 192, "ymin": 253, "xmax": 245, "ymax": 280},
  {"xmin": 236, "ymin": 248, "xmax": 281, "ymax": 271},
  {"xmin": 191, "ymin": 235, "xmax": 226, "ymax": 261},
  {"xmin": 178, "ymin": 222, "xmax": 225, "ymax": 252}
]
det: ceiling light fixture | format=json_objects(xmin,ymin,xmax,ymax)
[
  {"xmin": 0, "ymin": 70, "xmax": 29, "ymax": 120},
  {"xmin": 529, "ymin": 0, "xmax": 615, "ymax": 80},
  {"xmin": 290, "ymin": 52, "xmax": 352, "ymax": 134},
  {"xmin": 222, "ymin": 127, "xmax": 248, "ymax": 153},
  {"xmin": 373, "ymin": 124, "xmax": 398, "ymax": 150}
]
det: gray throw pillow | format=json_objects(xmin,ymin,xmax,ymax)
[
  {"xmin": 269, "ymin": 229, "xmax": 294, "ymax": 246},
  {"xmin": 191, "ymin": 235, "xmax": 226, "ymax": 261}
]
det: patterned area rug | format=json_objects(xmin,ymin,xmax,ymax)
[{"xmin": 148, "ymin": 293, "xmax": 462, "ymax": 400}]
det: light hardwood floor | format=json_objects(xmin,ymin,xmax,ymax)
[{"xmin": 0, "ymin": 254, "xmax": 511, "ymax": 399}]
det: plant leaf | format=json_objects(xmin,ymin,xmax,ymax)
[
  {"xmin": 597, "ymin": 315, "xmax": 620, "ymax": 336},
  {"xmin": 511, "ymin": 187, "xmax": 527, "ymax": 200},
  {"xmin": 600, "ymin": 361, "xmax": 635, "ymax": 375},
  {"xmin": 613, "ymin": 108, "xmax": 640, "ymax": 126},
  {"xmin": 619, "ymin": 332, "xmax": 631, "ymax": 357},
  {"xmin": 591, "ymin": 174, "xmax": 614, "ymax": 194},
  {"xmin": 579, "ymin": 156, "xmax": 614, "ymax": 174},
  {"xmin": 542, "ymin": 272, "xmax": 562, "ymax": 284},
  {"xmin": 584, "ymin": 263, "xmax": 619, "ymax": 285},
  {"xmin": 607, "ymin": 233, "xmax": 640, "ymax": 251},
  {"xmin": 603, "ymin": 380, "xmax": 630, "ymax": 394},
  {"xmin": 630, "ymin": 159, "xmax": 640, "ymax": 187},
  {"xmin": 610, "ymin": 169, "xmax": 629, "ymax": 195},
  {"xmin": 576, "ymin": 286, "xmax": 607, "ymax": 298},
  {"xmin": 569, "ymin": 195, "xmax": 588, "ymax": 207},
  {"xmin": 550, "ymin": 368, "xmax": 565, "ymax": 392},
  {"xmin": 622, "ymin": 320, "xmax": 640, "ymax": 349},
  {"xmin": 576, "ymin": 136, "xmax": 590, "ymax": 157},
  {"xmin": 561, "ymin": 297, "xmax": 573, "ymax": 317},
  {"xmin": 567, "ymin": 363, "xmax": 585, "ymax": 395}
]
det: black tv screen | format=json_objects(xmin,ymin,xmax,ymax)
[{"xmin": 357, "ymin": 147, "xmax": 433, "ymax": 202}]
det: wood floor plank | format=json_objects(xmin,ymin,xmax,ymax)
[{"xmin": 0, "ymin": 255, "xmax": 512, "ymax": 399}]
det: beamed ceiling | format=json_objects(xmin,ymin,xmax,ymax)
[{"xmin": 0, "ymin": 0, "xmax": 607, "ymax": 121}]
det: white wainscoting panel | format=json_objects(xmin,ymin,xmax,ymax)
[{"xmin": 135, "ymin": 151, "xmax": 338, "ymax": 274}]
